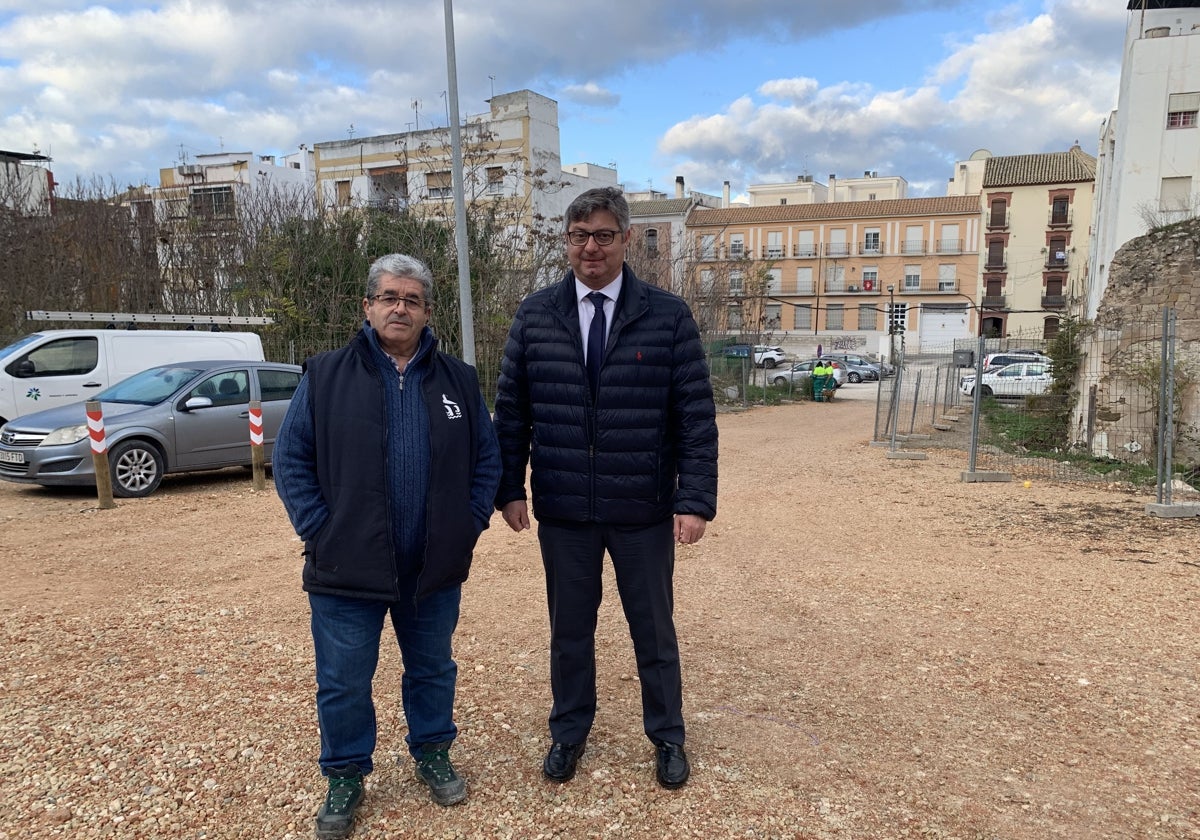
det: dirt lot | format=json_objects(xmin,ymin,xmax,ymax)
[{"xmin": 2, "ymin": 397, "xmax": 1199, "ymax": 839}]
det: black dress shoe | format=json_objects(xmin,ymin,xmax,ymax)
[
  {"xmin": 543, "ymin": 742, "xmax": 586, "ymax": 782},
  {"xmin": 655, "ymin": 741, "xmax": 690, "ymax": 789}
]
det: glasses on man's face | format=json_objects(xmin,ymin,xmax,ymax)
[
  {"xmin": 565, "ymin": 228, "xmax": 621, "ymax": 247},
  {"xmin": 370, "ymin": 293, "xmax": 428, "ymax": 311}
]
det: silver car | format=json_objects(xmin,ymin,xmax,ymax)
[
  {"xmin": 0, "ymin": 360, "xmax": 301, "ymax": 497},
  {"xmin": 769, "ymin": 359, "xmax": 848, "ymax": 388}
]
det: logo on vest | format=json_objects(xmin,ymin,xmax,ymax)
[{"xmin": 442, "ymin": 394, "xmax": 462, "ymax": 420}]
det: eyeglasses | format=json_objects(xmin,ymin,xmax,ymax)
[
  {"xmin": 370, "ymin": 294, "xmax": 428, "ymax": 311},
  {"xmin": 565, "ymin": 228, "xmax": 621, "ymax": 246}
]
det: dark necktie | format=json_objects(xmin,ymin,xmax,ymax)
[{"xmin": 586, "ymin": 292, "xmax": 607, "ymax": 395}]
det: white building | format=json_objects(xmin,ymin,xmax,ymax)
[
  {"xmin": 0, "ymin": 150, "xmax": 53, "ymax": 216},
  {"xmin": 313, "ymin": 89, "xmax": 616, "ymax": 228},
  {"xmin": 155, "ymin": 149, "xmax": 316, "ymax": 222},
  {"xmin": 1086, "ymin": 0, "xmax": 1200, "ymax": 319},
  {"xmin": 746, "ymin": 172, "xmax": 908, "ymax": 207}
]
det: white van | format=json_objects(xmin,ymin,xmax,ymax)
[{"xmin": 0, "ymin": 329, "xmax": 265, "ymax": 425}]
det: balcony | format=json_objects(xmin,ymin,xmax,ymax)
[
  {"xmin": 937, "ymin": 239, "xmax": 963, "ymax": 254},
  {"xmin": 858, "ymin": 242, "xmax": 884, "ymax": 256},
  {"xmin": 761, "ymin": 247, "xmax": 785, "ymax": 259},
  {"xmin": 824, "ymin": 243, "xmax": 850, "ymax": 257},
  {"xmin": 728, "ymin": 245, "xmax": 746, "ymax": 260},
  {"xmin": 982, "ymin": 294, "xmax": 1008, "ymax": 309},
  {"xmin": 900, "ymin": 240, "xmax": 926, "ymax": 255},
  {"xmin": 986, "ymin": 211, "xmax": 1009, "ymax": 230},
  {"xmin": 793, "ymin": 245, "xmax": 818, "ymax": 258},
  {"xmin": 1042, "ymin": 294, "xmax": 1066, "ymax": 309},
  {"xmin": 984, "ymin": 258, "xmax": 1007, "ymax": 271},
  {"xmin": 1048, "ymin": 208, "xmax": 1073, "ymax": 228},
  {"xmin": 1045, "ymin": 253, "xmax": 1069, "ymax": 270}
]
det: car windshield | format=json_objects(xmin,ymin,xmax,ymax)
[{"xmin": 97, "ymin": 365, "xmax": 205, "ymax": 405}]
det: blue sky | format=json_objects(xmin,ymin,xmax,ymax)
[{"xmin": 0, "ymin": 1, "xmax": 1129, "ymax": 199}]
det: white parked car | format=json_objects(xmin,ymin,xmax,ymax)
[
  {"xmin": 960, "ymin": 362, "xmax": 1053, "ymax": 398},
  {"xmin": 753, "ymin": 345, "xmax": 786, "ymax": 368}
]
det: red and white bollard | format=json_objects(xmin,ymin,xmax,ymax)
[
  {"xmin": 85, "ymin": 400, "xmax": 115, "ymax": 509},
  {"xmin": 248, "ymin": 400, "xmax": 266, "ymax": 490}
]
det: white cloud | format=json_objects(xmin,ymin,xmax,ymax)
[
  {"xmin": 0, "ymin": 0, "xmax": 1129, "ymax": 195},
  {"xmin": 653, "ymin": 0, "xmax": 1124, "ymax": 195},
  {"xmin": 561, "ymin": 83, "xmax": 619, "ymax": 108}
]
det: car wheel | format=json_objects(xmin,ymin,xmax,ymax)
[
  {"xmin": 109, "ymin": 439, "xmax": 164, "ymax": 498},
  {"xmin": 980, "ymin": 385, "xmax": 993, "ymax": 397},
  {"xmin": 848, "ymin": 372, "xmax": 862, "ymax": 383},
  {"xmin": 772, "ymin": 376, "xmax": 787, "ymax": 387},
  {"xmin": 763, "ymin": 358, "xmax": 777, "ymax": 369}
]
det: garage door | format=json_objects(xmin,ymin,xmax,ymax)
[{"xmin": 918, "ymin": 304, "xmax": 971, "ymax": 353}]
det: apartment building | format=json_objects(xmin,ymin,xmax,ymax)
[
  {"xmin": 626, "ymin": 176, "xmax": 722, "ymax": 295},
  {"xmin": 1, "ymin": 150, "xmax": 53, "ymax": 216},
  {"xmin": 978, "ymin": 146, "xmax": 1096, "ymax": 340},
  {"xmin": 152, "ymin": 150, "xmax": 315, "ymax": 296},
  {"xmin": 746, "ymin": 171, "xmax": 908, "ymax": 206},
  {"xmin": 684, "ymin": 195, "xmax": 981, "ymax": 356},
  {"xmin": 313, "ymin": 89, "xmax": 616, "ymax": 228},
  {"xmin": 1087, "ymin": 0, "xmax": 1200, "ymax": 319}
]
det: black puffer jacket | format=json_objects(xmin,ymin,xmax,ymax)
[{"xmin": 493, "ymin": 265, "xmax": 718, "ymax": 524}]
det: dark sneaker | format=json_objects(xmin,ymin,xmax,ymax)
[
  {"xmin": 315, "ymin": 764, "xmax": 364, "ymax": 840},
  {"xmin": 414, "ymin": 742, "xmax": 467, "ymax": 806}
]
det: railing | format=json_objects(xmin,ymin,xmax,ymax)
[
  {"xmin": 793, "ymin": 245, "xmax": 818, "ymax": 258},
  {"xmin": 984, "ymin": 258, "xmax": 1007, "ymax": 271},
  {"xmin": 987, "ymin": 211, "xmax": 1010, "ymax": 230},
  {"xmin": 824, "ymin": 243, "xmax": 850, "ymax": 257},
  {"xmin": 858, "ymin": 242, "xmax": 884, "ymax": 256},
  {"xmin": 1041, "ymin": 294, "xmax": 1066, "ymax": 309},
  {"xmin": 1048, "ymin": 208, "xmax": 1073, "ymax": 227},
  {"xmin": 937, "ymin": 239, "xmax": 963, "ymax": 254},
  {"xmin": 1045, "ymin": 254, "xmax": 1069, "ymax": 270},
  {"xmin": 761, "ymin": 248, "xmax": 784, "ymax": 259},
  {"xmin": 982, "ymin": 294, "xmax": 1007, "ymax": 309}
]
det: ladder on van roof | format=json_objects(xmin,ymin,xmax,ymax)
[{"xmin": 26, "ymin": 310, "xmax": 273, "ymax": 326}]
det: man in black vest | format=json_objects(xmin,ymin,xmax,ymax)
[
  {"xmin": 274, "ymin": 254, "xmax": 500, "ymax": 839},
  {"xmin": 494, "ymin": 188, "xmax": 719, "ymax": 790}
]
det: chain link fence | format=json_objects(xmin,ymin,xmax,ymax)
[{"xmin": 873, "ymin": 313, "xmax": 1200, "ymax": 496}]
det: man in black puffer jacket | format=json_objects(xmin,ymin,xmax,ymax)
[{"xmin": 494, "ymin": 187, "xmax": 718, "ymax": 791}]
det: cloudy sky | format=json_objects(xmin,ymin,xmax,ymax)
[{"xmin": 0, "ymin": 0, "xmax": 1130, "ymax": 199}]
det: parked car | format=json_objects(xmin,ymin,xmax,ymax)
[
  {"xmin": 960, "ymin": 361, "xmax": 1053, "ymax": 398},
  {"xmin": 0, "ymin": 328, "xmax": 265, "ymax": 426},
  {"xmin": 820, "ymin": 350, "xmax": 888, "ymax": 379},
  {"xmin": 0, "ymin": 360, "xmax": 302, "ymax": 497},
  {"xmin": 818, "ymin": 354, "xmax": 881, "ymax": 383},
  {"xmin": 769, "ymin": 358, "xmax": 847, "ymax": 388},
  {"xmin": 753, "ymin": 345, "xmax": 787, "ymax": 368},
  {"xmin": 723, "ymin": 343, "xmax": 787, "ymax": 368},
  {"xmin": 981, "ymin": 351, "xmax": 1050, "ymax": 373}
]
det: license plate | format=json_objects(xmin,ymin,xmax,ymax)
[{"xmin": 0, "ymin": 449, "xmax": 26, "ymax": 464}]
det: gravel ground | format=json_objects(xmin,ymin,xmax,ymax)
[{"xmin": 2, "ymin": 397, "xmax": 1199, "ymax": 839}]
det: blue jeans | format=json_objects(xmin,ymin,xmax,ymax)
[{"xmin": 309, "ymin": 587, "xmax": 461, "ymax": 774}]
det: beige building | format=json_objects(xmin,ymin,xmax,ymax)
[
  {"xmin": 312, "ymin": 89, "xmax": 616, "ymax": 229},
  {"xmin": 684, "ymin": 196, "xmax": 982, "ymax": 358},
  {"xmin": 977, "ymin": 146, "xmax": 1096, "ymax": 340},
  {"xmin": 626, "ymin": 176, "xmax": 722, "ymax": 295}
]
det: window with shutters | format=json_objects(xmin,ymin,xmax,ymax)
[
  {"xmin": 426, "ymin": 171, "xmax": 452, "ymax": 199},
  {"xmin": 1167, "ymin": 92, "xmax": 1199, "ymax": 128}
]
